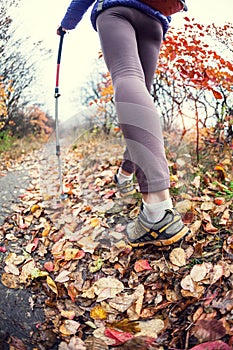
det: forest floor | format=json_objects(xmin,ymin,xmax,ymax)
[{"xmin": 0, "ymin": 131, "xmax": 232, "ymax": 350}]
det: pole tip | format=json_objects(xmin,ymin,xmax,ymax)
[{"xmin": 60, "ymin": 193, "xmax": 68, "ymax": 201}]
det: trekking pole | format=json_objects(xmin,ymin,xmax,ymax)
[{"xmin": 54, "ymin": 27, "xmax": 67, "ymax": 200}]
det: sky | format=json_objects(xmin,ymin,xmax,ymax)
[{"xmin": 11, "ymin": 0, "xmax": 233, "ymax": 121}]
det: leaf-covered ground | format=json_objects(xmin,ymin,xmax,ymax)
[{"xmin": 0, "ymin": 132, "xmax": 232, "ymax": 350}]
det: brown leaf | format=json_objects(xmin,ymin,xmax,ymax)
[
  {"xmin": 59, "ymin": 320, "xmax": 80, "ymax": 336},
  {"xmin": 1, "ymin": 273, "xmax": 20, "ymax": 289},
  {"xmin": 169, "ymin": 247, "xmax": 186, "ymax": 267},
  {"xmin": 93, "ymin": 277, "xmax": 124, "ymax": 302},
  {"xmin": 192, "ymin": 319, "xmax": 226, "ymax": 342}
]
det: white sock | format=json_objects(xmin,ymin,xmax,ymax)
[
  {"xmin": 142, "ymin": 198, "xmax": 173, "ymax": 223},
  {"xmin": 117, "ymin": 168, "xmax": 133, "ymax": 185}
]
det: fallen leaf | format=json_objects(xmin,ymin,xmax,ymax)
[
  {"xmin": 4, "ymin": 262, "xmax": 20, "ymax": 276},
  {"xmin": 90, "ymin": 305, "xmax": 107, "ymax": 320},
  {"xmin": 190, "ymin": 263, "xmax": 207, "ymax": 282},
  {"xmin": 55, "ymin": 270, "xmax": 71, "ymax": 283},
  {"xmin": 60, "ymin": 310, "xmax": 76, "ymax": 320},
  {"xmin": 89, "ymin": 258, "xmax": 104, "ymax": 273},
  {"xmin": 181, "ymin": 274, "xmax": 195, "ymax": 292},
  {"xmin": 47, "ymin": 275, "xmax": 58, "ymax": 295},
  {"xmin": 44, "ymin": 261, "xmax": 54, "ymax": 272},
  {"xmin": 137, "ymin": 318, "xmax": 164, "ymax": 337},
  {"xmin": 78, "ymin": 236, "xmax": 99, "ymax": 253},
  {"xmin": 104, "ymin": 328, "xmax": 134, "ymax": 346},
  {"xmin": 106, "ymin": 319, "xmax": 140, "ymax": 334},
  {"xmin": 169, "ymin": 247, "xmax": 186, "ymax": 266},
  {"xmin": 175, "ymin": 199, "xmax": 192, "ymax": 213},
  {"xmin": 189, "ymin": 341, "xmax": 232, "ymax": 350},
  {"xmin": 1, "ymin": 273, "xmax": 20, "ymax": 289},
  {"xmin": 93, "ymin": 277, "xmax": 124, "ymax": 302},
  {"xmin": 59, "ymin": 320, "xmax": 80, "ymax": 336},
  {"xmin": 67, "ymin": 336, "xmax": 86, "ymax": 350},
  {"xmin": 192, "ymin": 319, "xmax": 226, "ymax": 342},
  {"xmin": 30, "ymin": 204, "xmax": 41, "ymax": 213},
  {"xmin": 109, "ymin": 293, "xmax": 135, "ymax": 313},
  {"xmin": 210, "ymin": 264, "xmax": 224, "ymax": 284},
  {"xmin": 134, "ymin": 259, "xmax": 152, "ymax": 272}
]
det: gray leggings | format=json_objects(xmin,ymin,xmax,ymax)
[{"xmin": 96, "ymin": 6, "xmax": 170, "ymax": 193}]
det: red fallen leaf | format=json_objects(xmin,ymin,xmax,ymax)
[
  {"xmin": 214, "ymin": 198, "xmax": 224, "ymax": 205},
  {"xmin": 31, "ymin": 237, "xmax": 39, "ymax": 252},
  {"xmin": 134, "ymin": 259, "xmax": 152, "ymax": 273},
  {"xmin": 0, "ymin": 246, "xmax": 7, "ymax": 253},
  {"xmin": 103, "ymin": 190, "xmax": 115, "ymax": 199},
  {"xmin": 44, "ymin": 261, "xmax": 54, "ymax": 272},
  {"xmin": 19, "ymin": 193, "xmax": 27, "ymax": 199},
  {"xmin": 75, "ymin": 250, "xmax": 85, "ymax": 259},
  {"xmin": 189, "ymin": 340, "xmax": 232, "ymax": 350},
  {"xmin": 104, "ymin": 328, "xmax": 134, "ymax": 346}
]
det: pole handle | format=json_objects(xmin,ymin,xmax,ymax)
[{"xmin": 55, "ymin": 28, "xmax": 66, "ymax": 95}]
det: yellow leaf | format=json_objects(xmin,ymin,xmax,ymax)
[
  {"xmin": 90, "ymin": 305, "xmax": 107, "ymax": 320},
  {"xmin": 30, "ymin": 204, "xmax": 41, "ymax": 213},
  {"xmin": 42, "ymin": 224, "xmax": 51, "ymax": 237},
  {"xmin": 46, "ymin": 275, "xmax": 58, "ymax": 294},
  {"xmin": 90, "ymin": 217, "xmax": 101, "ymax": 227},
  {"xmin": 64, "ymin": 248, "xmax": 80, "ymax": 261}
]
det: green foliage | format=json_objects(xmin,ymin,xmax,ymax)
[{"xmin": 0, "ymin": 130, "xmax": 15, "ymax": 152}]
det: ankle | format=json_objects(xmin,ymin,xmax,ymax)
[
  {"xmin": 142, "ymin": 197, "xmax": 173, "ymax": 223},
  {"xmin": 117, "ymin": 168, "xmax": 133, "ymax": 184},
  {"xmin": 142, "ymin": 189, "xmax": 170, "ymax": 204}
]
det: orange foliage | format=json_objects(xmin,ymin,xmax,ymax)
[
  {"xmin": 158, "ymin": 18, "xmax": 233, "ymax": 98},
  {"xmin": 96, "ymin": 19, "xmax": 233, "ymax": 105},
  {"xmin": 27, "ymin": 105, "xmax": 53, "ymax": 137}
]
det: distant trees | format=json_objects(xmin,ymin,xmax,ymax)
[{"xmin": 0, "ymin": 0, "xmax": 52, "ymax": 138}]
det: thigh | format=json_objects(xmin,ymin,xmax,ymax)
[
  {"xmin": 97, "ymin": 7, "xmax": 163, "ymax": 90},
  {"xmin": 96, "ymin": 7, "xmax": 145, "ymax": 84},
  {"xmin": 137, "ymin": 20, "xmax": 163, "ymax": 90}
]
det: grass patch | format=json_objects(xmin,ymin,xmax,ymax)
[{"xmin": 0, "ymin": 133, "xmax": 47, "ymax": 165}]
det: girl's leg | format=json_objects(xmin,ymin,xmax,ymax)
[
  {"xmin": 97, "ymin": 7, "xmax": 189, "ymax": 245},
  {"xmin": 97, "ymin": 7, "xmax": 170, "ymax": 195}
]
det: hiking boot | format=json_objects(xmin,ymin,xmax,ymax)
[
  {"xmin": 113, "ymin": 174, "xmax": 136, "ymax": 197},
  {"xmin": 126, "ymin": 206, "xmax": 190, "ymax": 247}
]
